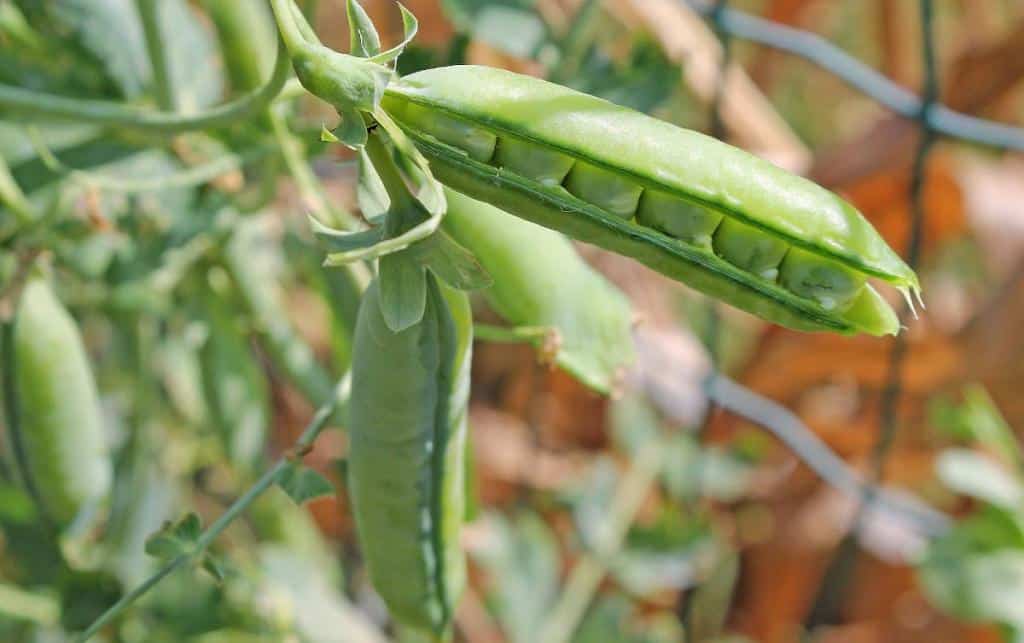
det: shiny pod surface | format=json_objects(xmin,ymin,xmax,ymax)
[
  {"xmin": 348, "ymin": 274, "xmax": 470, "ymax": 635},
  {"xmin": 12, "ymin": 278, "xmax": 112, "ymax": 525},
  {"xmin": 382, "ymin": 65, "xmax": 914, "ymax": 335},
  {"xmin": 442, "ymin": 187, "xmax": 634, "ymax": 393}
]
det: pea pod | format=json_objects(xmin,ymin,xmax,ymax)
[
  {"xmin": 201, "ymin": 0, "xmax": 277, "ymax": 94},
  {"xmin": 381, "ymin": 65, "xmax": 916, "ymax": 336},
  {"xmin": 442, "ymin": 187, "xmax": 633, "ymax": 394},
  {"xmin": 7, "ymin": 277, "xmax": 112, "ymax": 526},
  {"xmin": 348, "ymin": 273, "xmax": 470, "ymax": 637}
]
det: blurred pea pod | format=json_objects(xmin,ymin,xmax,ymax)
[
  {"xmin": 197, "ymin": 276, "xmax": 270, "ymax": 472},
  {"xmin": 348, "ymin": 274, "xmax": 471, "ymax": 638},
  {"xmin": 5, "ymin": 276, "xmax": 112, "ymax": 527},
  {"xmin": 443, "ymin": 188, "xmax": 634, "ymax": 394},
  {"xmin": 200, "ymin": 0, "xmax": 277, "ymax": 94}
]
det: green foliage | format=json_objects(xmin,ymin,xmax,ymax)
[{"xmin": 920, "ymin": 386, "xmax": 1024, "ymax": 640}]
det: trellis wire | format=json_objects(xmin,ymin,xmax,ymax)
[
  {"xmin": 690, "ymin": 0, "xmax": 960, "ymax": 629},
  {"xmin": 685, "ymin": 0, "xmax": 1024, "ymax": 152}
]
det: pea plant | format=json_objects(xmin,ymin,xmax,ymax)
[{"xmin": 0, "ymin": 1, "xmax": 917, "ymax": 642}]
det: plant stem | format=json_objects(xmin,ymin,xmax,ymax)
[
  {"xmin": 76, "ymin": 374, "xmax": 350, "ymax": 643},
  {"xmin": 136, "ymin": 0, "xmax": 175, "ymax": 111},
  {"xmin": 0, "ymin": 155, "xmax": 35, "ymax": 226},
  {"xmin": 0, "ymin": 41, "xmax": 290, "ymax": 134},
  {"xmin": 473, "ymin": 323, "xmax": 552, "ymax": 345},
  {"xmin": 538, "ymin": 437, "xmax": 665, "ymax": 643}
]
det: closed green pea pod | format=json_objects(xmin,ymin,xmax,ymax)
[
  {"xmin": 201, "ymin": 0, "xmax": 277, "ymax": 94},
  {"xmin": 382, "ymin": 65, "xmax": 916, "ymax": 336},
  {"xmin": 348, "ymin": 273, "xmax": 470, "ymax": 637},
  {"xmin": 8, "ymin": 277, "xmax": 112, "ymax": 526},
  {"xmin": 442, "ymin": 188, "xmax": 634, "ymax": 394}
]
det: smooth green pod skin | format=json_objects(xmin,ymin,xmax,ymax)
[
  {"xmin": 201, "ymin": 0, "xmax": 277, "ymax": 93},
  {"xmin": 381, "ymin": 65, "xmax": 914, "ymax": 336},
  {"xmin": 348, "ymin": 274, "xmax": 470, "ymax": 636},
  {"xmin": 442, "ymin": 188, "xmax": 634, "ymax": 394},
  {"xmin": 11, "ymin": 278, "xmax": 112, "ymax": 525}
]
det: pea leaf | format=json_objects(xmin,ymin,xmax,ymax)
[
  {"xmin": 357, "ymin": 147, "xmax": 390, "ymax": 223},
  {"xmin": 347, "ymin": 0, "xmax": 381, "ymax": 58},
  {"xmin": 414, "ymin": 230, "xmax": 493, "ymax": 291},
  {"xmin": 144, "ymin": 512, "xmax": 202, "ymax": 560},
  {"xmin": 277, "ymin": 463, "xmax": 335, "ymax": 505},
  {"xmin": 46, "ymin": 0, "xmax": 149, "ymax": 97}
]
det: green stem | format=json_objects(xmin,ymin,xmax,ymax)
[
  {"xmin": 27, "ymin": 128, "xmax": 271, "ymax": 193},
  {"xmin": 76, "ymin": 375, "xmax": 350, "ymax": 643},
  {"xmin": 136, "ymin": 0, "xmax": 175, "ymax": 111},
  {"xmin": 269, "ymin": 0, "xmax": 312, "ymax": 55},
  {"xmin": 0, "ymin": 155, "xmax": 35, "ymax": 226},
  {"xmin": 0, "ymin": 41, "xmax": 290, "ymax": 134},
  {"xmin": 537, "ymin": 437, "xmax": 665, "ymax": 643},
  {"xmin": 473, "ymin": 323, "xmax": 553, "ymax": 345}
]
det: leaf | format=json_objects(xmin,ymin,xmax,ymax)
[
  {"xmin": 366, "ymin": 4, "xmax": 419, "ymax": 66},
  {"xmin": 58, "ymin": 570, "xmax": 122, "ymax": 631},
  {"xmin": 414, "ymin": 230, "xmax": 492, "ymax": 291},
  {"xmin": 47, "ymin": 0, "xmax": 149, "ymax": 97},
  {"xmin": 378, "ymin": 251, "xmax": 427, "ymax": 332},
  {"xmin": 332, "ymin": 104, "xmax": 369, "ymax": 148},
  {"xmin": 277, "ymin": 463, "xmax": 335, "ymax": 505},
  {"xmin": 158, "ymin": 0, "xmax": 224, "ymax": 110},
  {"xmin": 471, "ymin": 513, "xmax": 560, "ymax": 643},
  {"xmin": 145, "ymin": 512, "xmax": 202, "ymax": 561},
  {"xmin": 347, "ymin": 0, "xmax": 381, "ymax": 58},
  {"xmin": 937, "ymin": 449, "xmax": 1024, "ymax": 509},
  {"xmin": 310, "ymin": 215, "xmax": 385, "ymax": 254},
  {"xmin": 685, "ymin": 550, "xmax": 739, "ymax": 642},
  {"xmin": 357, "ymin": 147, "xmax": 390, "ymax": 223},
  {"xmin": 320, "ymin": 125, "xmax": 340, "ymax": 143}
]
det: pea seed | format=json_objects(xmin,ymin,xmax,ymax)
[
  {"xmin": 563, "ymin": 160, "xmax": 643, "ymax": 219},
  {"xmin": 493, "ymin": 135, "xmax": 574, "ymax": 187},
  {"xmin": 713, "ymin": 218, "xmax": 789, "ymax": 281},
  {"xmin": 405, "ymin": 102, "xmax": 496, "ymax": 162},
  {"xmin": 636, "ymin": 189, "xmax": 723, "ymax": 249},
  {"xmin": 779, "ymin": 246, "xmax": 864, "ymax": 311}
]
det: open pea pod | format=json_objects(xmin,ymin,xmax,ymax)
[
  {"xmin": 348, "ymin": 273, "xmax": 471, "ymax": 637},
  {"xmin": 443, "ymin": 188, "xmax": 634, "ymax": 394},
  {"xmin": 382, "ymin": 65, "xmax": 917, "ymax": 336}
]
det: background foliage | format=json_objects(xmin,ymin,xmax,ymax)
[{"xmin": 2, "ymin": 0, "xmax": 1024, "ymax": 642}]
